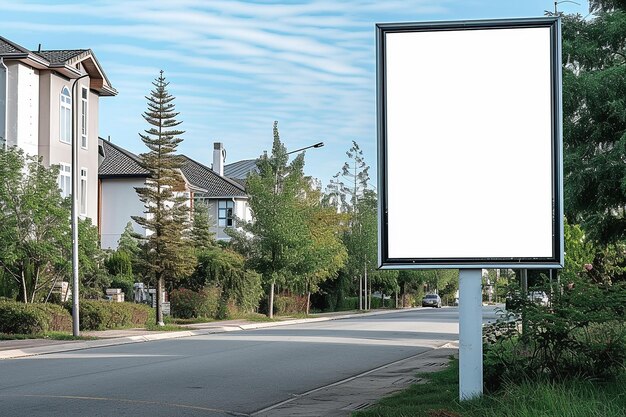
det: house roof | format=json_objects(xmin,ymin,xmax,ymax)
[
  {"xmin": 0, "ymin": 36, "xmax": 116, "ymax": 96},
  {"xmin": 224, "ymin": 159, "xmax": 258, "ymax": 180},
  {"xmin": 98, "ymin": 139, "xmax": 149, "ymax": 178},
  {"xmin": 34, "ymin": 49, "xmax": 87, "ymax": 64},
  {"xmin": 98, "ymin": 138, "xmax": 246, "ymax": 198},
  {"xmin": 0, "ymin": 36, "xmax": 31, "ymax": 54},
  {"xmin": 179, "ymin": 156, "xmax": 247, "ymax": 198}
]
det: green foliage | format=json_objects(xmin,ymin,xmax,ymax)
[
  {"xmin": 191, "ymin": 202, "xmax": 215, "ymax": 250},
  {"xmin": 117, "ymin": 222, "xmax": 140, "ymax": 256},
  {"xmin": 78, "ymin": 218, "xmax": 111, "ymax": 299},
  {"xmin": 356, "ymin": 357, "xmax": 626, "ymax": 417},
  {"xmin": 70, "ymin": 300, "xmax": 153, "ymax": 331},
  {"xmin": 110, "ymin": 274, "xmax": 135, "ymax": 301},
  {"xmin": 0, "ymin": 301, "xmax": 72, "ymax": 334},
  {"xmin": 484, "ymin": 278, "xmax": 626, "ymax": 391},
  {"xmin": 0, "ymin": 147, "xmax": 71, "ymax": 303},
  {"xmin": 233, "ymin": 121, "xmax": 309, "ymax": 316},
  {"xmin": 188, "ymin": 246, "xmax": 263, "ymax": 314},
  {"xmin": 169, "ymin": 287, "xmax": 220, "ymax": 319},
  {"xmin": 132, "ymin": 71, "xmax": 196, "ymax": 324},
  {"xmin": 562, "ymin": 9, "xmax": 626, "ymax": 244},
  {"xmin": 273, "ymin": 294, "xmax": 308, "ymax": 315},
  {"xmin": 105, "ymin": 251, "xmax": 133, "ymax": 276}
]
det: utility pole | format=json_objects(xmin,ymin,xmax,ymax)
[{"xmin": 70, "ymin": 73, "xmax": 89, "ymax": 336}]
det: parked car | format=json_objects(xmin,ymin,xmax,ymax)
[{"xmin": 422, "ymin": 293, "xmax": 442, "ymax": 308}]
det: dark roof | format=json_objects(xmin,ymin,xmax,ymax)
[
  {"xmin": 224, "ymin": 159, "xmax": 258, "ymax": 180},
  {"xmin": 179, "ymin": 156, "xmax": 247, "ymax": 198},
  {"xmin": 33, "ymin": 49, "xmax": 87, "ymax": 64},
  {"xmin": 98, "ymin": 139, "xmax": 149, "ymax": 178},
  {"xmin": 98, "ymin": 139, "xmax": 246, "ymax": 197},
  {"xmin": 0, "ymin": 36, "xmax": 30, "ymax": 54}
]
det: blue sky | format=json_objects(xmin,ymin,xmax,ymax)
[{"xmin": 0, "ymin": 0, "xmax": 589, "ymax": 187}]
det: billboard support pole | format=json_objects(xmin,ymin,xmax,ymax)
[{"xmin": 459, "ymin": 269, "xmax": 483, "ymax": 400}]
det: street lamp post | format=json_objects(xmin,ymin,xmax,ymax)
[
  {"xmin": 70, "ymin": 73, "xmax": 89, "ymax": 336},
  {"xmin": 286, "ymin": 141, "xmax": 324, "ymax": 155}
]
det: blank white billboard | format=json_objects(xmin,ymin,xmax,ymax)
[{"xmin": 377, "ymin": 18, "xmax": 563, "ymax": 269}]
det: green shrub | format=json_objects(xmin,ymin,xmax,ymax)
[
  {"xmin": 170, "ymin": 287, "xmax": 220, "ymax": 319},
  {"xmin": 67, "ymin": 300, "xmax": 152, "ymax": 331},
  {"xmin": 338, "ymin": 296, "xmax": 358, "ymax": 311},
  {"xmin": 484, "ymin": 280, "xmax": 626, "ymax": 391},
  {"xmin": 0, "ymin": 301, "xmax": 72, "ymax": 334},
  {"xmin": 274, "ymin": 294, "xmax": 308, "ymax": 315},
  {"xmin": 110, "ymin": 274, "xmax": 135, "ymax": 302},
  {"xmin": 105, "ymin": 251, "xmax": 133, "ymax": 276}
]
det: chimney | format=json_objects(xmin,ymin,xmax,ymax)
[{"xmin": 212, "ymin": 142, "xmax": 225, "ymax": 176}]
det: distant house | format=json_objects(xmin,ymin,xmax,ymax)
[
  {"xmin": 224, "ymin": 158, "xmax": 258, "ymax": 186},
  {"xmin": 0, "ymin": 35, "xmax": 116, "ymax": 226},
  {"xmin": 98, "ymin": 139, "xmax": 251, "ymax": 249}
]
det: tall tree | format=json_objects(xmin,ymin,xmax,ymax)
[
  {"xmin": 240, "ymin": 121, "xmax": 309, "ymax": 317},
  {"xmin": 326, "ymin": 142, "xmax": 387, "ymax": 309},
  {"xmin": 132, "ymin": 71, "xmax": 195, "ymax": 326},
  {"xmin": 0, "ymin": 147, "xmax": 70, "ymax": 302},
  {"xmin": 293, "ymin": 183, "xmax": 348, "ymax": 314},
  {"xmin": 562, "ymin": 5, "xmax": 626, "ymax": 243}
]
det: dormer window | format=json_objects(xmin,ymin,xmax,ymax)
[{"xmin": 60, "ymin": 87, "xmax": 72, "ymax": 144}]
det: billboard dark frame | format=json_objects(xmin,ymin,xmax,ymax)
[{"xmin": 377, "ymin": 17, "xmax": 564, "ymax": 269}]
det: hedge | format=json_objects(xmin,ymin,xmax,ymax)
[
  {"xmin": 274, "ymin": 294, "xmax": 308, "ymax": 315},
  {"xmin": 170, "ymin": 287, "xmax": 220, "ymax": 319},
  {"xmin": 67, "ymin": 300, "xmax": 153, "ymax": 331},
  {"xmin": 0, "ymin": 301, "xmax": 72, "ymax": 334}
]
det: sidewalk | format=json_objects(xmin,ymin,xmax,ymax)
[{"xmin": 0, "ymin": 307, "xmax": 425, "ymax": 360}]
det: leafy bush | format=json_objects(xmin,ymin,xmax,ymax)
[
  {"xmin": 110, "ymin": 274, "xmax": 135, "ymax": 302},
  {"xmin": 484, "ymin": 280, "xmax": 626, "ymax": 391},
  {"xmin": 67, "ymin": 300, "xmax": 152, "ymax": 331},
  {"xmin": 170, "ymin": 287, "xmax": 220, "ymax": 319},
  {"xmin": 105, "ymin": 251, "xmax": 133, "ymax": 276},
  {"xmin": 0, "ymin": 301, "xmax": 72, "ymax": 334},
  {"xmin": 274, "ymin": 294, "xmax": 308, "ymax": 315},
  {"xmin": 338, "ymin": 296, "xmax": 358, "ymax": 311}
]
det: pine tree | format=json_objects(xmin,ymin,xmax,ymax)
[
  {"xmin": 132, "ymin": 71, "xmax": 195, "ymax": 325},
  {"xmin": 191, "ymin": 201, "xmax": 215, "ymax": 250}
]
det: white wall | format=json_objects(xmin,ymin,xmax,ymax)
[
  {"xmin": 5, "ymin": 62, "xmax": 39, "ymax": 156},
  {"xmin": 100, "ymin": 177, "xmax": 146, "ymax": 249},
  {"xmin": 200, "ymin": 197, "xmax": 249, "ymax": 241}
]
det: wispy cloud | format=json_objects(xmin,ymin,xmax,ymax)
[{"xmin": 0, "ymin": 0, "xmax": 473, "ymax": 183}]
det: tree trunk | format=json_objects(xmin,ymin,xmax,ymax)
[
  {"xmin": 21, "ymin": 276, "xmax": 28, "ymax": 303},
  {"xmin": 156, "ymin": 276, "xmax": 164, "ymax": 326},
  {"xmin": 306, "ymin": 291, "xmax": 311, "ymax": 316},
  {"xmin": 368, "ymin": 278, "xmax": 372, "ymax": 310},
  {"xmin": 395, "ymin": 291, "xmax": 398, "ymax": 309},
  {"xmin": 359, "ymin": 275, "xmax": 362, "ymax": 310},
  {"xmin": 268, "ymin": 280, "xmax": 275, "ymax": 318},
  {"xmin": 364, "ymin": 267, "xmax": 368, "ymax": 311}
]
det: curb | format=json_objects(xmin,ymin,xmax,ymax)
[{"xmin": 0, "ymin": 307, "xmax": 430, "ymax": 360}]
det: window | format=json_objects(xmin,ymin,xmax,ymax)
[
  {"xmin": 218, "ymin": 200, "xmax": 234, "ymax": 227},
  {"xmin": 80, "ymin": 87, "xmax": 88, "ymax": 149},
  {"xmin": 58, "ymin": 163, "xmax": 71, "ymax": 198},
  {"xmin": 80, "ymin": 168, "xmax": 87, "ymax": 215},
  {"xmin": 60, "ymin": 87, "xmax": 72, "ymax": 144}
]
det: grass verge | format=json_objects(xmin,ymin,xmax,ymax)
[
  {"xmin": 354, "ymin": 359, "xmax": 626, "ymax": 417},
  {"xmin": 0, "ymin": 331, "xmax": 97, "ymax": 341}
]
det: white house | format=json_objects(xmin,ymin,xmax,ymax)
[
  {"xmin": 98, "ymin": 139, "xmax": 251, "ymax": 249},
  {"xmin": 0, "ymin": 36, "xmax": 116, "ymax": 226}
]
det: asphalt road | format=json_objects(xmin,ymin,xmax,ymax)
[{"xmin": 0, "ymin": 307, "xmax": 498, "ymax": 417}]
